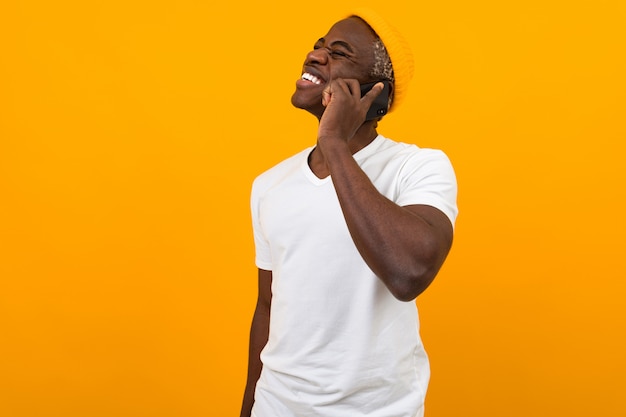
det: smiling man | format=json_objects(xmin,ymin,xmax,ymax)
[{"xmin": 240, "ymin": 9, "xmax": 458, "ymax": 417}]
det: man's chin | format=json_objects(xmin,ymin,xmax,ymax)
[
  {"xmin": 290, "ymin": 91, "xmax": 308, "ymax": 109},
  {"xmin": 291, "ymin": 93, "xmax": 323, "ymax": 118}
]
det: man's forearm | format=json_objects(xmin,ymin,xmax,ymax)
[
  {"xmin": 240, "ymin": 269, "xmax": 272, "ymax": 417},
  {"xmin": 240, "ymin": 306, "xmax": 269, "ymax": 417},
  {"xmin": 319, "ymin": 138, "xmax": 452, "ymax": 301}
]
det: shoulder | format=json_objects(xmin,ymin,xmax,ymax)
[
  {"xmin": 384, "ymin": 135, "xmax": 450, "ymax": 159},
  {"xmin": 373, "ymin": 136, "xmax": 458, "ymax": 224},
  {"xmin": 367, "ymin": 135, "xmax": 455, "ymax": 176},
  {"xmin": 252, "ymin": 147, "xmax": 313, "ymax": 194}
]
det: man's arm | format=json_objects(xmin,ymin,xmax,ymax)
[
  {"xmin": 240, "ymin": 269, "xmax": 272, "ymax": 417},
  {"xmin": 317, "ymin": 79, "xmax": 454, "ymax": 301}
]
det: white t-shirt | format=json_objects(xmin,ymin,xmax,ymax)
[{"xmin": 250, "ymin": 135, "xmax": 458, "ymax": 417}]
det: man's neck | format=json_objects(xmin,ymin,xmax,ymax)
[
  {"xmin": 346, "ymin": 122, "xmax": 379, "ymax": 154},
  {"xmin": 308, "ymin": 122, "xmax": 379, "ymax": 179}
]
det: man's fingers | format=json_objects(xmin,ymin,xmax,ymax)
[
  {"xmin": 343, "ymin": 79, "xmax": 361, "ymax": 97},
  {"xmin": 323, "ymin": 79, "xmax": 385, "ymax": 114},
  {"xmin": 322, "ymin": 79, "xmax": 353, "ymax": 106},
  {"xmin": 322, "ymin": 86, "xmax": 332, "ymax": 107},
  {"xmin": 361, "ymin": 82, "xmax": 385, "ymax": 107}
]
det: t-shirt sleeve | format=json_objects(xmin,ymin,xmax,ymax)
[
  {"xmin": 395, "ymin": 149, "xmax": 458, "ymax": 227},
  {"xmin": 250, "ymin": 178, "xmax": 273, "ymax": 271}
]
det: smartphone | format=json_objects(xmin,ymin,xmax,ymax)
[{"xmin": 360, "ymin": 80, "xmax": 391, "ymax": 121}]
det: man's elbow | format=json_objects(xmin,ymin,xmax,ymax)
[
  {"xmin": 387, "ymin": 269, "xmax": 437, "ymax": 302},
  {"xmin": 384, "ymin": 236, "xmax": 452, "ymax": 301},
  {"xmin": 387, "ymin": 251, "xmax": 446, "ymax": 301}
]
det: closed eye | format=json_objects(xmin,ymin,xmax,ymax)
[
  {"xmin": 311, "ymin": 45, "xmax": 349, "ymax": 58},
  {"xmin": 312, "ymin": 38, "xmax": 351, "ymax": 58}
]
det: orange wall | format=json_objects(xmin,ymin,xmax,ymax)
[{"xmin": 1, "ymin": 1, "xmax": 625, "ymax": 416}]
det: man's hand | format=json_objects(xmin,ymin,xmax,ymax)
[{"xmin": 318, "ymin": 79, "xmax": 385, "ymax": 144}]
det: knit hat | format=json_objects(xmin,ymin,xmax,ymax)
[{"xmin": 349, "ymin": 8, "xmax": 414, "ymax": 113}]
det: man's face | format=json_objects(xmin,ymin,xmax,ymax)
[{"xmin": 291, "ymin": 17, "xmax": 377, "ymax": 118}]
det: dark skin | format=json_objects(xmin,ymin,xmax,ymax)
[{"xmin": 240, "ymin": 17, "xmax": 453, "ymax": 417}]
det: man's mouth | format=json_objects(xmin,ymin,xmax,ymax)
[{"xmin": 301, "ymin": 72, "xmax": 324, "ymax": 85}]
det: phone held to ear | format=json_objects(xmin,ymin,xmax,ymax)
[{"xmin": 360, "ymin": 80, "xmax": 391, "ymax": 121}]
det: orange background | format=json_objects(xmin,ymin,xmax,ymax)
[{"xmin": 1, "ymin": 1, "xmax": 625, "ymax": 416}]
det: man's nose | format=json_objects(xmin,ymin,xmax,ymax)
[{"xmin": 305, "ymin": 48, "xmax": 329, "ymax": 65}]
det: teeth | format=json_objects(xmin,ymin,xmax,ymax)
[{"xmin": 301, "ymin": 72, "xmax": 322, "ymax": 85}]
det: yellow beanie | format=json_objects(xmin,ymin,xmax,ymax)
[{"xmin": 348, "ymin": 8, "xmax": 415, "ymax": 113}]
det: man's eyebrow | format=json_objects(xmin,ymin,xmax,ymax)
[
  {"xmin": 330, "ymin": 40, "xmax": 354, "ymax": 53},
  {"xmin": 315, "ymin": 37, "xmax": 355, "ymax": 53}
]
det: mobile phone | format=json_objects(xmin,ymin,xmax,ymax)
[{"xmin": 360, "ymin": 80, "xmax": 391, "ymax": 121}]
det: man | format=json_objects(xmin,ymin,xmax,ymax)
[{"xmin": 241, "ymin": 9, "xmax": 458, "ymax": 417}]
